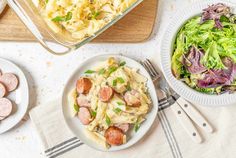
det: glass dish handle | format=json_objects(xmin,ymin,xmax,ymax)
[{"xmin": 7, "ymin": 0, "xmax": 73, "ymax": 55}]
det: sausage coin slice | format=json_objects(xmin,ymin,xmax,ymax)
[
  {"xmin": 0, "ymin": 116, "xmax": 5, "ymax": 121},
  {"xmin": 124, "ymin": 90, "xmax": 141, "ymax": 107},
  {"xmin": 77, "ymin": 94, "xmax": 91, "ymax": 107},
  {"xmin": 0, "ymin": 73, "xmax": 18, "ymax": 92},
  {"xmin": 0, "ymin": 83, "xmax": 6, "ymax": 98},
  {"xmin": 99, "ymin": 86, "xmax": 114, "ymax": 102},
  {"xmin": 0, "ymin": 98, "xmax": 12, "ymax": 117},
  {"xmin": 78, "ymin": 107, "xmax": 92, "ymax": 125},
  {"xmin": 105, "ymin": 126, "xmax": 125, "ymax": 146},
  {"xmin": 76, "ymin": 78, "xmax": 92, "ymax": 94}
]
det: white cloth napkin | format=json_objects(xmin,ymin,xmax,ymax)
[{"xmin": 30, "ymin": 95, "xmax": 236, "ymax": 158}]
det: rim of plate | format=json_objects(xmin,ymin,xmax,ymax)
[
  {"xmin": 160, "ymin": 0, "xmax": 236, "ymax": 106},
  {"xmin": 61, "ymin": 54, "xmax": 158, "ymax": 151},
  {"xmin": 0, "ymin": 58, "xmax": 29, "ymax": 134}
]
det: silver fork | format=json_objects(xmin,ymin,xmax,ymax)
[{"xmin": 141, "ymin": 59, "xmax": 213, "ymax": 143}]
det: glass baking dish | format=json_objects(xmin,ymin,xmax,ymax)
[{"xmin": 7, "ymin": 0, "xmax": 144, "ymax": 55}]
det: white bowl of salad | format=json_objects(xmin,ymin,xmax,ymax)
[{"xmin": 161, "ymin": 0, "xmax": 236, "ymax": 106}]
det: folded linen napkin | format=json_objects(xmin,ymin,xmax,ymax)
[{"xmin": 30, "ymin": 93, "xmax": 236, "ymax": 158}]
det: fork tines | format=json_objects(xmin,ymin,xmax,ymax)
[{"xmin": 141, "ymin": 59, "xmax": 160, "ymax": 80}]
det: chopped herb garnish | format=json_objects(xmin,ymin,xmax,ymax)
[
  {"xmin": 119, "ymin": 61, "xmax": 126, "ymax": 66},
  {"xmin": 91, "ymin": 110, "xmax": 97, "ymax": 117},
  {"xmin": 116, "ymin": 77, "xmax": 125, "ymax": 83},
  {"xmin": 98, "ymin": 68, "xmax": 106, "ymax": 75},
  {"xmin": 45, "ymin": 0, "xmax": 48, "ymax": 3},
  {"xmin": 91, "ymin": 11, "xmax": 100, "ymax": 19},
  {"xmin": 51, "ymin": 12, "xmax": 72, "ymax": 22},
  {"xmin": 117, "ymin": 101, "xmax": 124, "ymax": 106},
  {"xmin": 73, "ymin": 104, "xmax": 79, "ymax": 112},
  {"xmin": 134, "ymin": 122, "xmax": 140, "ymax": 132},
  {"xmin": 113, "ymin": 108, "xmax": 122, "ymax": 114},
  {"xmin": 51, "ymin": 16, "xmax": 64, "ymax": 22},
  {"xmin": 108, "ymin": 66, "xmax": 118, "ymax": 75},
  {"xmin": 84, "ymin": 70, "xmax": 95, "ymax": 74},
  {"xmin": 112, "ymin": 77, "xmax": 124, "ymax": 87},
  {"xmin": 65, "ymin": 12, "xmax": 72, "ymax": 21},
  {"xmin": 112, "ymin": 79, "xmax": 117, "ymax": 86},
  {"xmin": 126, "ymin": 84, "xmax": 131, "ymax": 91},
  {"xmin": 105, "ymin": 115, "xmax": 111, "ymax": 126}
]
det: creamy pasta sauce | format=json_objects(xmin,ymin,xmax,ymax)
[{"xmin": 38, "ymin": 0, "xmax": 138, "ymax": 41}]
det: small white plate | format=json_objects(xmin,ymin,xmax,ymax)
[
  {"xmin": 61, "ymin": 54, "xmax": 158, "ymax": 151},
  {"xmin": 0, "ymin": 58, "xmax": 29, "ymax": 134},
  {"xmin": 160, "ymin": 0, "xmax": 236, "ymax": 106}
]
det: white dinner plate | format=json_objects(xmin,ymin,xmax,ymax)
[
  {"xmin": 0, "ymin": 58, "xmax": 29, "ymax": 134},
  {"xmin": 61, "ymin": 54, "xmax": 158, "ymax": 151}
]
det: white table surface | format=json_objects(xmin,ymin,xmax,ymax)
[{"xmin": 0, "ymin": 0, "xmax": 214, "ymax": 157}]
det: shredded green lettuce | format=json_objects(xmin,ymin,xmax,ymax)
[
  {"xmin": 171, "ymin": 15, "xmax": 236, "ymax": 94},
  {"xmin": 172, "ymin": 16, "xmax": 236, "ymax": 74},
  {"xmin": 171, "ymin": 32, "xmax": 185, "ymax": 79},
  {"xmin": 202, "ymin": 41, "xmax": 225, "ymax": 69}
]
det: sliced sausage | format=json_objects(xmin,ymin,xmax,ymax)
[
  {"xmin": 0, "ymin": 98, "xmax": 12, "ymax": 117},
  {"xmin": 0, "ymin": 73, "xmax": 18, "ymax": 92},
  {"xmin": 0, "ymin": 116, "xmax": 5, "ymax": 121},
  {"xmin": 124, "ymin": 90, "xmax": 141, "ymax": 107},
  {"xmin": 99, "ymin": 86, "xmax": 114, "ymax": 102},
  {"xmin": 105, "ymin": 126, "xmax": 125, "ymax": 146},
  {"xmin": 77, "ymin": 94, "xmax": 91, "ymax": 107},
  {"xmin": 0, "ymin": 83, "xmax": 7, "ymax": 98},
  {"xmin": 115, "ymin": 123, "xmax": 129, "ymax": 133},
  {"xmin": 78, "ymin": 107, "xmax": 92, "ymax": 125},
  {"xmin": 76, "ymin": 78, "xmax": 92, "ymax": 94}
]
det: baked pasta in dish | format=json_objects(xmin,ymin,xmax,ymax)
[{"xmin": 38, "ymin": 0, "xmax": 138, "ymax": 41}]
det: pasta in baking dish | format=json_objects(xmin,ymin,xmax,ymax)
[
  {"xmin": 38, "ymin": 0, "xmax": 138, "ymax": 41},
  {"xmin": 68, "ymin": 57, "xmax": 152, "ymax": 148}
]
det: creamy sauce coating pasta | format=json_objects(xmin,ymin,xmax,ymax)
[{"xmin": 38, "ymin": 0, "xmax": 138, "ymax": 41}]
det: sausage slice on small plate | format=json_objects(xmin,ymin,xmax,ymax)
[
  {"xmin": 0, "ymin": 98, "xmax": 12, "ymax": 118},
  {"xmin": 0, "ymin": 83, "xmax": 7, "ymax": 98},
  {"xmin": 0, "ymin": 73, "xmax": 18, "ymax": 92},
  {"xmin": 0, "ymin": 116, "xmax": 5, "ymax": 121}
]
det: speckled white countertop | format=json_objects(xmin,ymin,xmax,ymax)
[{"xmin": 0, "ymin": 0, "xmax": 207, "ymax": 157}]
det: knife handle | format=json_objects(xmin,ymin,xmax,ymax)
[
  {"xmin": 171, "ymin": 102, "xmax": 202, "ymax": 143},
  {"xmin": 177, "ymin": 97, "xmax": 214, "ymax": 133}
]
